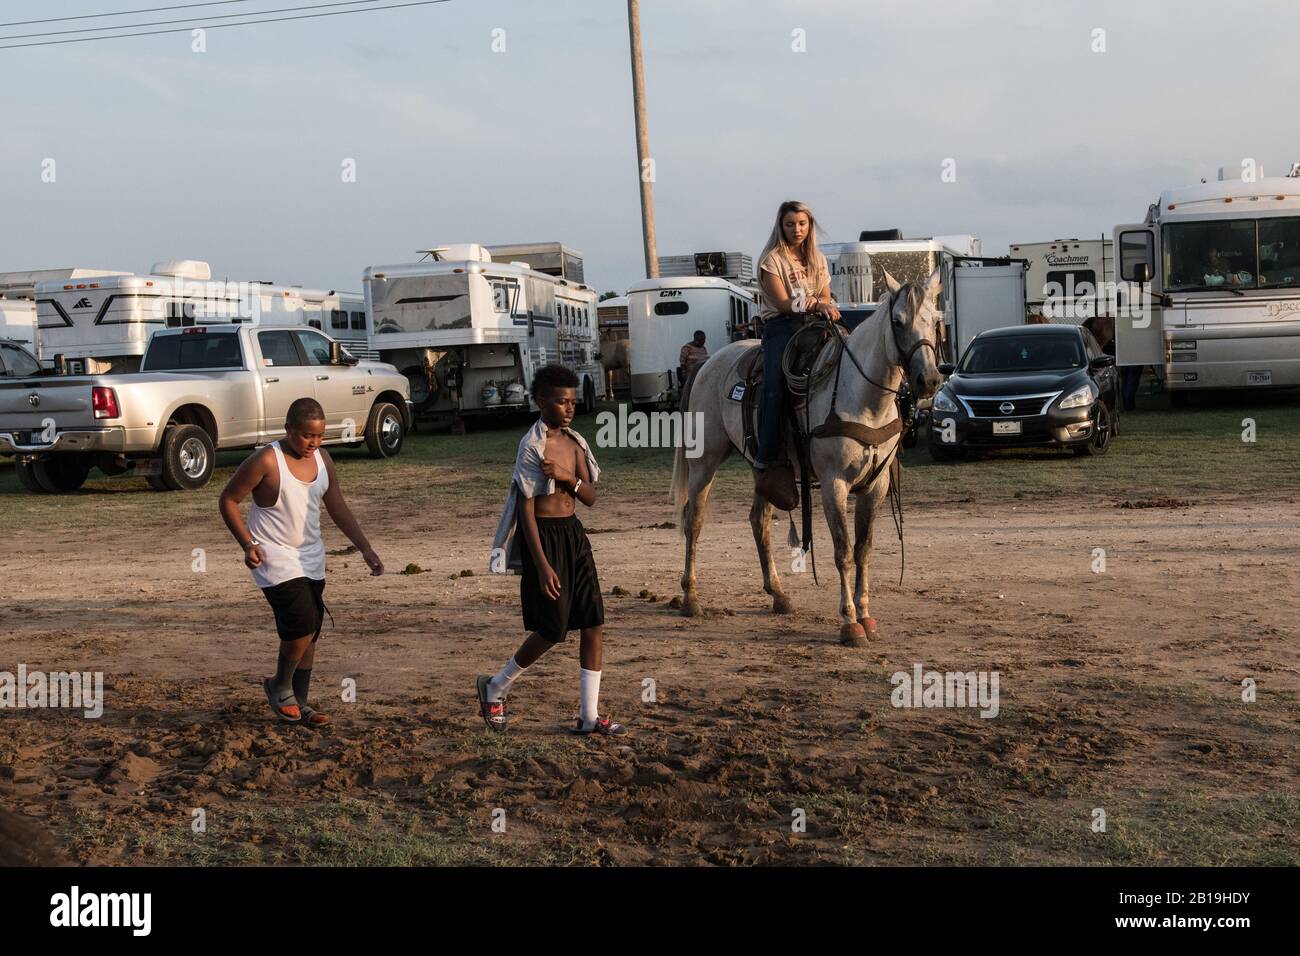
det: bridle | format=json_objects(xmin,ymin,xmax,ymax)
[{"xmin": 823, "ymin": 284, "xmax": 939, "ymax": 411}]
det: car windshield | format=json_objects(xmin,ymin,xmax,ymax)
[{"xmin": 959, "ymin": 335, "xmax": 1084, "ymax": 373}]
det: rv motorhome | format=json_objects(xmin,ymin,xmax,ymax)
[
  {"xmin": 627, "ymin": 276, "xmax": 759, "ymax": 407},
  {"xmin": 363, "ymin": 243, "xmax": 605, "ymax": 420},
  {"xmin": 1009, "ymin": 238, "xmax": 1114, "ymax": 323},
  {"xmin": 31, "ymin": 260, "xmax": 342, "ymax": 374},
  {"xmin": 1114, "ymin": 172, "xmax": 1300, "ymax": 396}
]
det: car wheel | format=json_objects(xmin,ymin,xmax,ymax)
[
  {"xmin": 160, "ymin": 424, "xmax": 216, "ymax": 490},
  {"xmin": 15, "ymin": 458, "xmax": 48, "ymax": 493},
  {"xmin": 1074, "ymin": 404, "xmax": 1112, "ymax": 457},
  {"xmin": 33, "ymin": 454, "xmax": 91, "ymax": 493},
  {"xmin": 365, "ymin": 401, "xmax": 404, "ymax": 459}
]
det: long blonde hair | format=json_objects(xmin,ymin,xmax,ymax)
[{"xmin": 760, "ymin": 200, "xmax": 823, "ymax": 273}]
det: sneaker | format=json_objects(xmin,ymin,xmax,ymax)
[
  {"xmin": 476, "ymin": 675, "xmax": 508, "ymax": 733},
  {"xmin": 569, "ymin": 716, "xmax": 628, "ymax": 737}
]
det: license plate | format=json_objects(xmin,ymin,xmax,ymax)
[
  {"xmin": 992, "ymin": 420, "xmax": 1021, "ymax": 436},
  {"xmin": 1247, "ymin": 370, "xmax": 1272, "ymax": 386}
]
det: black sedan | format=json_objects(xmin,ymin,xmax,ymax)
[{"xmin": 927, "ymin": 324, "xmax": 1119, "ymax": 459}]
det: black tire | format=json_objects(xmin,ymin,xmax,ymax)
[
  {"xmin": 365, "ymin": 402, "xmax": 404, "ymax": 459},
  {"xmin": 1074, "ymin": 403, "xmax": 1113, "ymax": 457},
  {"xmin": 160, "ymin": 424, "xmax": 216, "ymax": 490},
  {"xmin": 15, "ymin": 458, "xmax": 48, "ymax": 494},
  {"xmin": 32, "ymin": 454, "xmax": 91, "ymax": 493},
  {"xmin": 1169, "ymin": 390, "xmax": 1190, "ymax": 408},
  {"xmin": 145, "ymin": 473, "xmax": 171, "ymax": 492}
]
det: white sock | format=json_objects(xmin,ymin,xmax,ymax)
[
  {"xmin": 579, "ymin": 668, "xmax": 601, "ymax": 727},
  {"xmin": 488, "ymin": 657, "xmax": 526, "ymax": 702}
]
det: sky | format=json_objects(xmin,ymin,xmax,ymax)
[{"xmin": 2, "ymin": 0, "xmax": 1298, "ymax": 295}]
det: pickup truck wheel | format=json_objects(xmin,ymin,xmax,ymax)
[
  {"xmin": 33, "ymin": 454, "xmax": 91, "ymax": 493},
  {"xmin": 15, "ymin": 459, "xmax": 48, "ymax": 494},
  {"xmin": 161, "ymin": 424, "xmax": 216, "ymax": 490},
  {"xmin": 365, "ymin": 402, "xmax": 404, "ymax": 459},
  {"xmin": 145, "ymin": 474, "xmax": 171, "ymax": 492}
]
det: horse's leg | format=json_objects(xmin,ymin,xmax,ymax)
[
  {"xmin": 680, "ymin": 465, "xmax": 715, "ymax": 618},
  {"xmin": 820, "ymin": 478, "xmax": 863, "ymax": 645},
  {"xmin": 749, "ymin": 493, "xmax": 794, "ymax": 614},
  {"xmin": 853, "ymin": 479, "xmax": 889, "ymax": 641}
]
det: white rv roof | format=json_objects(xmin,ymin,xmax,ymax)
[
  {"xmin": 1158, "ymin": 178, "xmax": 1300, "ymax": 219},
  {"xmin": 626, "ymin": 276, "xmax": 753, "ymax": 296},
  {"xmin": 364, "ymin": 259, "xmax": 591, "ymax": 290},
  {"xmin": 597, "ymin": 295, "xmax": 629, "ymax": 309}
]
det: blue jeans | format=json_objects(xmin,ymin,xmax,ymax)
[{"xmin": 756, "ymin": 316, "xmax": 799, "ymax": 466}]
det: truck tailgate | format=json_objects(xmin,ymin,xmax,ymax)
[{"xmin": 0, "ymin": 377, "xmax": 96, "ymax": 429}]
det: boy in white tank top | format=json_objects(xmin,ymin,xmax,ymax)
[{"xmin": 219, "ymin": 398, "xmax": 384, "ymax": 726}]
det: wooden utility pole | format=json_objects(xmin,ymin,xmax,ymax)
[{"xmin": 627, "ymin": 0, "xmax": 659, "ymax": 278}]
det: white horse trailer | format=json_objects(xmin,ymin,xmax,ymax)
[
  {"xmin": 627, "ymin": 277, "xmax": 759, "ymax": 406},
  {"xmin": 0, "ymin": 298, "xmax": 38, "ymax": 355},
  {"xmin": 32, "ymin": 260, "xmax": 340, "ymax": 374},
  {"xmin": 1115, "ymin": 173, "xmax": 1300, "ymax": 395},
  {"xmin": 363, "ymin": 244, "xmax": 605, "ymax": 419},
  {"xmin": 324, "ymin": 292, "xmax": 373, "ymax": 359}
]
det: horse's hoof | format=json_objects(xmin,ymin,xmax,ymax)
[
  {"xmin": 681, "ymin": 595, "xmax": 702, "ymax": 618},
  {"xmin": 858, "ymin": 617, "xmax": 880, "ymax": 640},
  {"xmin": 772, "ymin": 593, "xmax": 795, "ymax": 615},
  {"xmin": 839, "ymin": 622, "xmax": 867, "ymax": 647}
]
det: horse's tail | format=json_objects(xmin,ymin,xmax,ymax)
[{"xmin": 669, "ymin": 364, "xmax": 699, "ymax": 527}]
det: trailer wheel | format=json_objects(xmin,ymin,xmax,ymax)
[
  {"xmin": 365, "ymin": 402, "xmax": 404, "ymax": 459},
  {"xmin": 32, "ymin": 454, "xmax": 91, "ymax": 493},
  {"xmin": 160, "ymin": 424, "xmax": 216, "ymax": 490},
  {"xmin": 15, "ymin": 459, "xmax": 48, "ymax": 494}
]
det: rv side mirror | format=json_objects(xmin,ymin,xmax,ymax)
[
  {"xmin": 1133, "ymin": 262, "xmax": 1151, "ymax": 284},
  {"xmin": 938, "ymin": 362, "xmax": 955, "ymax": 376}
]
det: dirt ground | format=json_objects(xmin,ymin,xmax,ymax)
[{"xmin": 1, "ymin": 481, "xmax": 1298, "ymax": 865}]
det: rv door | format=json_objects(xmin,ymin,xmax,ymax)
[{"xmin": 1113, "ymin": 224, "xmax": 1162, "ymax": 365}]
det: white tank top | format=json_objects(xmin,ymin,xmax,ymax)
[{"xmin": 247, "ymin": 441, "xmax": 330, "ymax": 588}]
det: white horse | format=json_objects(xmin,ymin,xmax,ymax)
[{"xmin": 670, "ymin": 269, "xmax": 945, "ymax": 645}]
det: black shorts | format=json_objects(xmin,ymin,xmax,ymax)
[
  {"xmin": 262, "ymin": 576, "xmax": 326, "ymax": 642},
  {"xmin": 519, "ymin": 514, "xmax": 605, "ymax": 643}
]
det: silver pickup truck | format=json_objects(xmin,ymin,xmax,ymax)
[{"xmin": 0, "ymin": 324, "xmax": 412, "ymax": 493}]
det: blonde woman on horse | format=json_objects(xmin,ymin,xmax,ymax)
[{"xmin": 753, "ymin": 200, "xmax": 840, "ymax": 506}]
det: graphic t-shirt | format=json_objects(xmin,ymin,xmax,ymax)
[{"xmin": 758, "ymin": 247, "xmax": 829, "ymax": 322}]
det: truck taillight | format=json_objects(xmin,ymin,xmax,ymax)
[{"xmin": 92, "ymin": 386, "xmax": 120, "ymax": 420}]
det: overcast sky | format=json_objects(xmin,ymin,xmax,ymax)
[{"xmin": 2, "ymin": 0, "xmax": 1297, "ymax": 294}]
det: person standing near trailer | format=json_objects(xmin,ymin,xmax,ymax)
[
  {"xmin": 753, "ymin": 200, "xmax": 839, "ymax": 507},
  {"xmin": 678, "ymin": 330, "xmax": 708, "ymax": 385}
]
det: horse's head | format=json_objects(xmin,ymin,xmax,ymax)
[{"xmin": 882, "ymin": 267, "xmax": 945, "ymax": 399}]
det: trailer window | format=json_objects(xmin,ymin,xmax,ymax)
[
  {"xmin": 350, "ymin": 310, "xmax": 366, "ymax": 331},
  {"xmin": 1163, "ymin": 220, "xmax": 1257, "ymax": 291},
  {"xmin": 373, "ymin": 275, "xmax": 471, "ymax": 333},
  {"xmin": 144, "ymin": 332, "xmax": 244, "ymax": 370},
  {"xmin": 1043, "ymin": 269, "xmax": 1097, "ymax": 300},
  {"xmin": 655, "ymin": 301, "xmax": 689, "ymax": 316},
  {"xmin": 330, "ymin": 309, "xmax": 348, "ymax": 330},
  {"xmin": 1258, "ymin": 218, "xmax": 1300, "ymax": 289}
]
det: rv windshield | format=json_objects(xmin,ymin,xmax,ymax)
[
  {"xmin": 372, "ymin": 274, "xmax": 471, "ymax": 334},
  {"xmin": 1163, "ymin": 220, "xmax": 1258, "ymax": 292},
  {"xmin": 959, "ymin": 334, "xmax": 1084, "ymax": 373}
]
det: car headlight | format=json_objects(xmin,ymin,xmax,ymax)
[
  {"xmin": 1059, "ymin": 385, "xmax": 1094, "ymax": 409},
  {"xmin": 932, "ymin": 389, "xmax": 958, "ymax": 413}
]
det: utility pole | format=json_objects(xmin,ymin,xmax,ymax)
[{"xmin": 627, "ymin": 0, "xmax": 659, "ymax": 278}]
